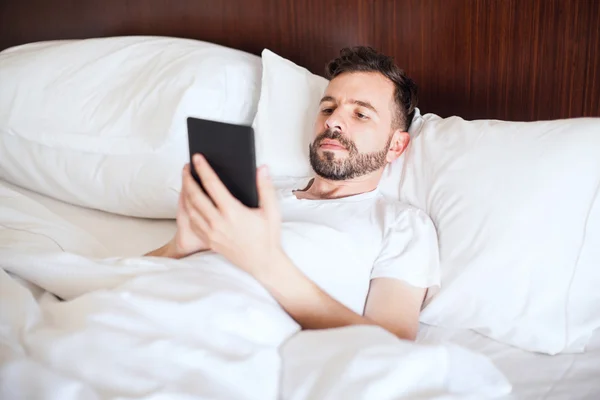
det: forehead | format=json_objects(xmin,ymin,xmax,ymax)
[{"xmin": 324, "ymin": 71, "xmax": 395, "ymax": 110}]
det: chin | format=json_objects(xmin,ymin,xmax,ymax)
[{"xmin": 319, "ymin": 149, "xmax": 347, "ymax": 160}]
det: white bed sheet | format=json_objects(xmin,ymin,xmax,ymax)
[
  {"xmin": 417, "ymin": 325, "xmax": 600, "ymax": 399},
  {"xmin": 1, "ymin": 180, "xmax": 176, "ymax": 257},
  {"xmin": 2, "ymin": 178, "xmax": 599, "ymax": 399}
]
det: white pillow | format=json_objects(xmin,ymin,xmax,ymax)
[
  {"xmin": 0, "ymin": 36, "xmax": 262, "ymax": 218},
  {"xmin": 380, "ymin": 114, "xmax": 600, "ymax": 354},
  {"xmin": 252, "ymin": 49, "xmax": 329, "ymax": 178}
]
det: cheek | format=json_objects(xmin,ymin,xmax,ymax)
[
  {"xmin": 314, "ymin": 113, "xmax": 327, "ymax": 129},
  {"xmin": 348, "ymin": 128, "xmax": 385, "ymax": 153},
  {"xmin": 311, "ymin": 115, "xmax": 326, "ymax": 141},
  {"xmin": 355, "ymin": 120, "xmax": 394, "ymax": 149}
]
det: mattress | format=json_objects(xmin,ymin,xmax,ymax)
[{"xmin": 2, "ymin": 179, "xmax": 599, "ymax": 399}]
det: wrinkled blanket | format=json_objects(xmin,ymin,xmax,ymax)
[{"xmin": 0, "ymin": 181, "xmax": 512, "ymax": 399}]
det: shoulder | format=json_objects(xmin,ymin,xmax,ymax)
[
  {"xmin": 370, "ymin": 194, "xmax": 441, "ymax": 289},
  {"xmin": 375, "ymin": 194, "xmax": 436, "ymax": 233}
]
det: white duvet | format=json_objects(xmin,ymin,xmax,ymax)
[{"xmin": 0, "ymin": 182, "xmax": 512, "ymax": 399}]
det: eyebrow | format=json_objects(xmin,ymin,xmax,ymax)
[{"xmin": 319, "ymin": 96, "xmax": 379, "ymax": 115}]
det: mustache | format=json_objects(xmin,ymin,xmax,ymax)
[{"xmin": 312, "ymin": 129, "xmax": 357, "ymax": 153}]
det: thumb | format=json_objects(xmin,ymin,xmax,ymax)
[{"xmin": 257, "ymin": 165, "xmax": 279, "ymax": 223}]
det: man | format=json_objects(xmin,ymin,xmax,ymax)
[{"xmin": 147, "ymin": 46, "xmax": 440, "ymax": 341}]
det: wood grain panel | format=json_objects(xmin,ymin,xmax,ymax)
[
  {"xmin": 1, "ymin": 0, "xmax": 598, "ymax": 121},
  {"xmin": 583, "ymin": 0, "xmax": 600, "ymax": 117}
]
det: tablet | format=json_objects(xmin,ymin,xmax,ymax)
[{"xmin": 187, "ymin": 117, "xmax": 259, "ymax": 208}]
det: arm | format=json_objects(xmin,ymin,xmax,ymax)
[
  {"xmin": 181, "ymin": 154, "xmax": 431, "ymax": 340},
  {"xmin": 145, "ymin": 237, "xmax": 190, "ymax": 259},
  {"xmin": 258, "ymin": 248, "xmax": 426, "ymax": 340}
]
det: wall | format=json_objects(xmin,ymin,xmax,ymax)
[{"xmin": 1, "ymin": 0, "xmax": 598, "ymax": 121}]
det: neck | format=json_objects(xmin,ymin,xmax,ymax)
[{"xmin": 298, "ymin": 169, "xmax": 383, "ymax": 200}]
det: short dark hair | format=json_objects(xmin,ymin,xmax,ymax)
[{"xmin": 325, "ymin": 46, "xmax": 418, "ymax": 131}]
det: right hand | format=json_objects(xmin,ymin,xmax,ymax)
[{"xmin": 170, "ymin": 164, "xmax": 210, "ymax": 258}]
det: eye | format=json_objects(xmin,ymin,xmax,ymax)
[
  {"xmin": 321, "ymin": 108, "xmax": 334, "ymax": 115},
  {"xmin": 356, "ymin": 112, "xmax": 369, "ymax": 120}
]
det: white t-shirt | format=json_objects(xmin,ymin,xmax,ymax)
[{"xmin": 274, "ymin": 178, "xmax": 441, "ymax": 314}]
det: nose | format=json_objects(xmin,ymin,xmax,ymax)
[{"xmin": 325, "ymin": 108, "xmax": 346, "ymax": 133}]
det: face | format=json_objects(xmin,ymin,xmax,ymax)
[{"xmin": 309, "ymin": 71, "xmax": 409, "ymax": 181}]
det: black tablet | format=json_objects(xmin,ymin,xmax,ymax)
[{"xmin": 186, "ymin": 117, "xmax": 259, "ymax": 208}]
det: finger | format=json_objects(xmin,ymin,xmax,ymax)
[
  {"xmin": 180, "ymin": 185, "xmax": 192, "ymax": 218},
  {"xmin": 184, "ymin": 195, "xmax": 211, "ymax": 239},
  {"xmin": 183, "ymin": 164, "xmax": 223, "ymax": 226},
  {"xmin": 193, "ymin": 154, "xmax": 239, "ymax": 210},
  {"xmin": 180, "ymin": 164, "xmax": 190, "ymax": 199},
  {"xmin": 181, "ymin": 164, "xmax": 191, "ymax": 197},
  {"xmin": 180, "ymin": 165, "xmax": 195, "ymax": 213},
  {"xmin": 256, "ymin": 165, "xmax": 279, "ymax": 224},
  {"xmin": 182, "ymin": 163, "xmax": 192, "ymax": 179},
  {"xmin": 178, "ymin": 166, "xmax": 189, "ymax": 213}
]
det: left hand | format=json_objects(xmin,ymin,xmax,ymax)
[{"xmin": 182, "ymin": 154, "xmax": 282, "ymax": 278}]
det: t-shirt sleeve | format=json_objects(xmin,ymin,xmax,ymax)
[{"xmin": 370, "ymin": 206, "xmax": 441, "ymax": 288}]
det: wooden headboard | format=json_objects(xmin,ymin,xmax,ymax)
[{"xmin": 1, "ymin": 0, "xmax": 598, "ymax": 121}]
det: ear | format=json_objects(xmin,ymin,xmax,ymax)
[{"xmin": 386, "ymin": 130, "xmax": 410, "ymax": 163}]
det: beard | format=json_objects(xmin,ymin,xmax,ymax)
[{"xmin": 308, "ymin": 129, "xmax": 390, "ymax": 181}]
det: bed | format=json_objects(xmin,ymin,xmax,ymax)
[
  {"xmin": 2, "ymin": 179, "xmax": 600, "ymax": 399},
  {"xmin": 1, "ymin": 1, "xmax": 599, "ymax": 399}
]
